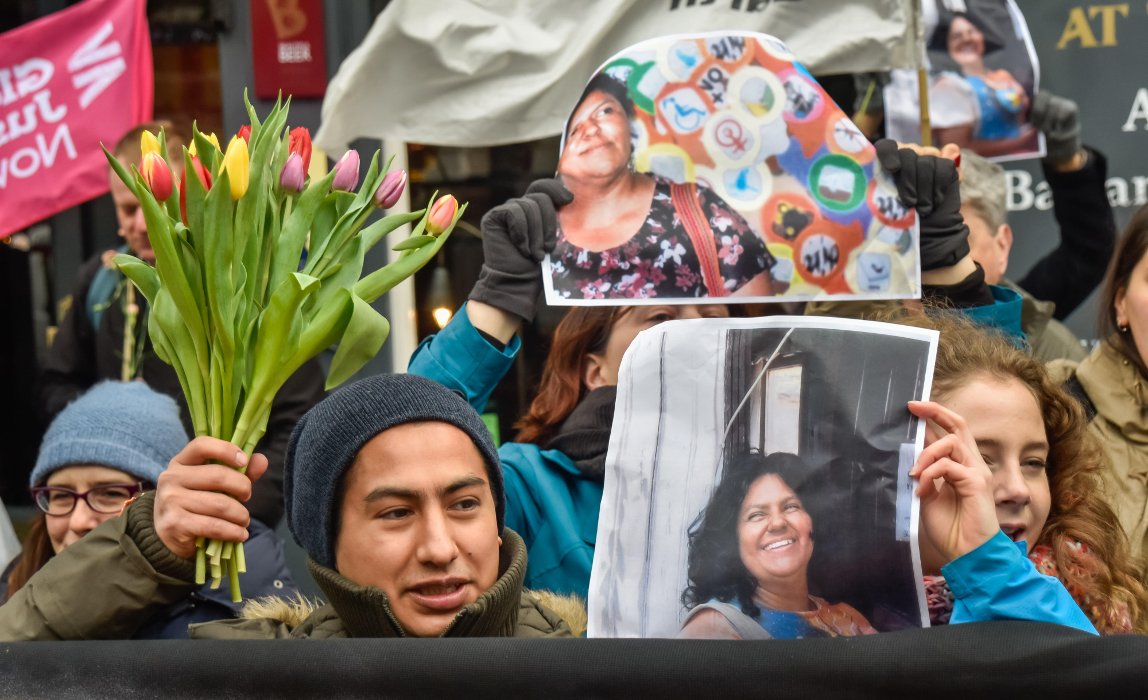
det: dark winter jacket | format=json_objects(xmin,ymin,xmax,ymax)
[{"xmin": 1016, "ymin": 148, "xmax": 1116, "ymax": 320}]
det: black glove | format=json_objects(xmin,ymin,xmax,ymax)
[
  {"xmin": 468, "ymin": 178, "xmax": 573, "ymax": 323},
  {"xmin": 875, "ymin": 139, "xmax": 969, "ymax": 271},
  {"xmin": 1031, "ymin": 90, "xmax": 1081, "ymax": 165}
]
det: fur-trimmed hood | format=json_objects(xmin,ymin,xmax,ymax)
[{"xmin": 239, "ymin": 589, "xmax": 587, "ymax": 638}]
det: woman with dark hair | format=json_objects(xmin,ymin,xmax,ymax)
[
  {"xmin": 550, "ymin": 73, "xmax": 776, "ymax": 300},
  {"xmin": 928, "ymin": 12, "xmax": 1037, "ymax": 157},
  {"xmin": 679, "ymin": 452, "xmax": 876, "ymax": 639},
  {"xmin": 1049, "ymin": 203, "xmax": 1148, "ymax": 567}
]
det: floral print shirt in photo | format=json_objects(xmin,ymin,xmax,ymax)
[{"xmin": 551, "ymin": 177, "xmax": 774, "ymax": 300}]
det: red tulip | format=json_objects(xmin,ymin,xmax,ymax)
[
  {"xmin": 141, "ymin": 152, "xmax": 173, "ymax": 201},
  {"xmin": 180, "ymin": 155, "xmax": 214, "ymax": 224},
  {"xmin": 237, "ymin": 124, "xmax": 252, "ymax": 143},
  {"xmin": 374, "ymin": 170, "xmax": 407, "ymax": 209},
  {"xmin": 288, "ymin": 127, "xmax": 312, "ymax": 173},
  {"xmin": 426, "ymin": 194, "xmax": 458, "ymax": 236}
]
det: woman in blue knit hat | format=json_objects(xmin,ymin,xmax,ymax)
[{"xmin": 1, "ymin": 381, "xmax": 297, "ymax": 637}]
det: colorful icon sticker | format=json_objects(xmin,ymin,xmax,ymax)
[
  {"xmin": 808, "ymin": 154, "xmax": 866, "ymax": 212},
  {"xmin": 719, "ymin": 164, "xmax": 772, "ymax": 211},
  {"xmin": 757, "ymin": 34, "xmax": 795, "ymax": 62},
  {"xmin": 780, "ymin": 70, "xmax": 825, "ymax": 124},
  {"xmin": 656, "ymin": 84, "xmax": 711, "ymax": 135},
  {"xmin": 855, "ymin": 251, "xmax": 893, "ymax": 292},
  {"xmin": 628, "ymin": 61, "xmax": 665, "ymax": 117},
  {"xmin": 703, "ymin": 112, "xmax": 757, "ymax": 167},
  {"xmin": 799, "ymin": 233, "xmax": 841, "ymax": 280},
  {"xmin": 867, "ymin": 177, "xmax": 916, "ymax": 229},
  {"xmin": 728, "ymin": 66, "xmax": 785, "ymax": 124},
  {"xmin": 635, "ymin": 142, "xmax": 696, "ymax": 184},
  {"xmin": 660, "ymin": 39, "xmax": 704, "ymax": 81},
  {"xmin": 826, "ymin": 116, "xmax": 874, "ymax": 166},
  {"xmin": 694, "ymin": 61, "xmax": 732, "ymax": 109},
  {"xmin": 705, "ymin": 34, "xmax": 753, "ymax": 68},
  {"xmin": 761, "ymin": 192, "xmax": 818, "ymax": 243}
]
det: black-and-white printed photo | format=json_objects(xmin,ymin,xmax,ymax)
[{"xmin": 589, "ymin": 316, "xmax": 938, "ymax": 639}]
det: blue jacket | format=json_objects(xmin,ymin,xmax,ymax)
[
  {"xmin": 132, "ymin": 519, "xmax": 298, "ymax": 638},
  {"xmin": 964, "ymin": 285, "xmax": 1025, "ymax": 345},
  {"xmin": 408, "ymin": 304, "xmax": 600, "ymax": 599},
  {"xmin": 943, "ymin": 531, "xmax": 1097, "ymax": 634}
]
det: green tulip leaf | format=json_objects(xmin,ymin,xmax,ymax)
[
  {"xmin": 114, "ymin": 254, "xmax": 159, "ymax": 304},
  {"xmin": 325, "ymin": 294, "xmax": 390, "ymax": 390},
  {"xmin": 391, "ymin": 235, "xmax": 436, "ymax": 252}
]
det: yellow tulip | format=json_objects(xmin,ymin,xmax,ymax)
[
  {"xmin": 221, "ymin": 136, "xmax": 250, "ymax": 200},
  {"xmin": 140, "ymin": 130, "xmax": 162, "ymax": 158},
  {"xmin": 188, "ymin": 132, "xmax": 221, "ymax": 158}
]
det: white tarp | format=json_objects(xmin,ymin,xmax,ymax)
[{"xmin": 315, "ymin": 0, "xmax": 913, "ymax": 150}]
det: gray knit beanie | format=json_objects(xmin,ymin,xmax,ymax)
[
  {"xmin": 284, "ymin": 373, "xmax": 504, "ymax": 569},
  {"xmin": 32, "ymin": 381, "xmax": 189, "ymax": 487}
]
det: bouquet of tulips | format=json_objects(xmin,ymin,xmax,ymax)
[{"xmin": 104, "ymin": 94, "xmax": 463, "ymax": 600}]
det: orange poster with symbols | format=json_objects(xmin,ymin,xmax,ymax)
[{"xmin": 543, "ymin": 32, "xmax": 920, "ymax": 305}]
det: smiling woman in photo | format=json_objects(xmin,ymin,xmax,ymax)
[
  {"xmin": 679, "ymin": 452, "xmax": 877, "ymax": 639},
  {"xmin": 929, "ymin": 11, "xmax": 1037, "ymax": 157}
]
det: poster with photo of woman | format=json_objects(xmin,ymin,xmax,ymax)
[
  {"xmin": 587, "ymin": 316, "xmax": 938, "ymax": 639},
  {"xmin": 544, "ymin": 32, "xmax": 922, "ymax": 306},
  {"xmin": 885, "ymin": 0, "xmax": 1044, "ymax": 162}
]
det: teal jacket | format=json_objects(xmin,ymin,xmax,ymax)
[
  {"xmin": 963, "ymin": 285, "xmax": 1025, "ymax": 345},
  {"xmin": 408, "ymin": 304, "xmax": 600, "ymax": 600},
  {"xmin": 944, "ymin": 531, "xmax": 1096, "ymax": 634}
]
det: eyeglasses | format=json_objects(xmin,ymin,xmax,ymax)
[{"xmin": 30, "ymin": 483, "xmax": 144, "ymax": 516}]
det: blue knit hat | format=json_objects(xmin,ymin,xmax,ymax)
[
  {"xmin": 32, "ymin": 381, "xmax": 189, "ymax": 488},
  {"xmin": 284, "ymin": 373, "xmax": 504, "ymax": 569}
]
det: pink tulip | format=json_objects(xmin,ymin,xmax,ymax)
[
  {"xmin": 141, "ymin": 152, "xmax": 173, "ymax": 201},
  {"xmin": 426, "ymin": 194, "xmax": 458, "ymax": 236},
  {"xmin": 374, "ymin": 170, "xmax": 408, "ymax": 209},
  {"xmin": 236, "ymin": 124, "xmax": 252, "ymax": 143},
  {"xmin": 279, "ymin": 152, "xmax": 306, "ymax": 193},
  {"xmin": 331, "ymin": 150, "xmax": 360, "ymax": 192}
]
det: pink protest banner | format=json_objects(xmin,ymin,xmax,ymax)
[{"xmin": 0, "ymin": 0, "xmax": 152, "ymax": 239}]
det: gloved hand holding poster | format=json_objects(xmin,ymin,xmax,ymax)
[
  {"xmin": 544, "ymin": 32, "xmax": 921, "ymax": 305},
  {"xmin": 884, "ymin": 0, "xmax": 1045, "ymax": 162},
  {"xmin": 588, "ymin": 316, "xmax": 938, "ymax": 638}
]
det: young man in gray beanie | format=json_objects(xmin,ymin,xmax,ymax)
[{"xmin": 0, "ymin": 374, "xmax": 571, "ymax": 639}]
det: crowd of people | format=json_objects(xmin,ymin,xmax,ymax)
[{"xmin": 2, "ymin": 54, "xmax": 1147, "ymax": 653}]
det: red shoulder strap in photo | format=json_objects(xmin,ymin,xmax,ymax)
[{"xmin": 670, "ymin": 182, "xmax": 728, "ymax": 297}]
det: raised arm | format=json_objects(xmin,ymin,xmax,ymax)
[
  {"xmin": 1017, "ymin": 91, "xmax": 1116, "ymax": 319},
  {"xmin": 408, "ymin": 179, "xmax": 571, "ymax": 411}
]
